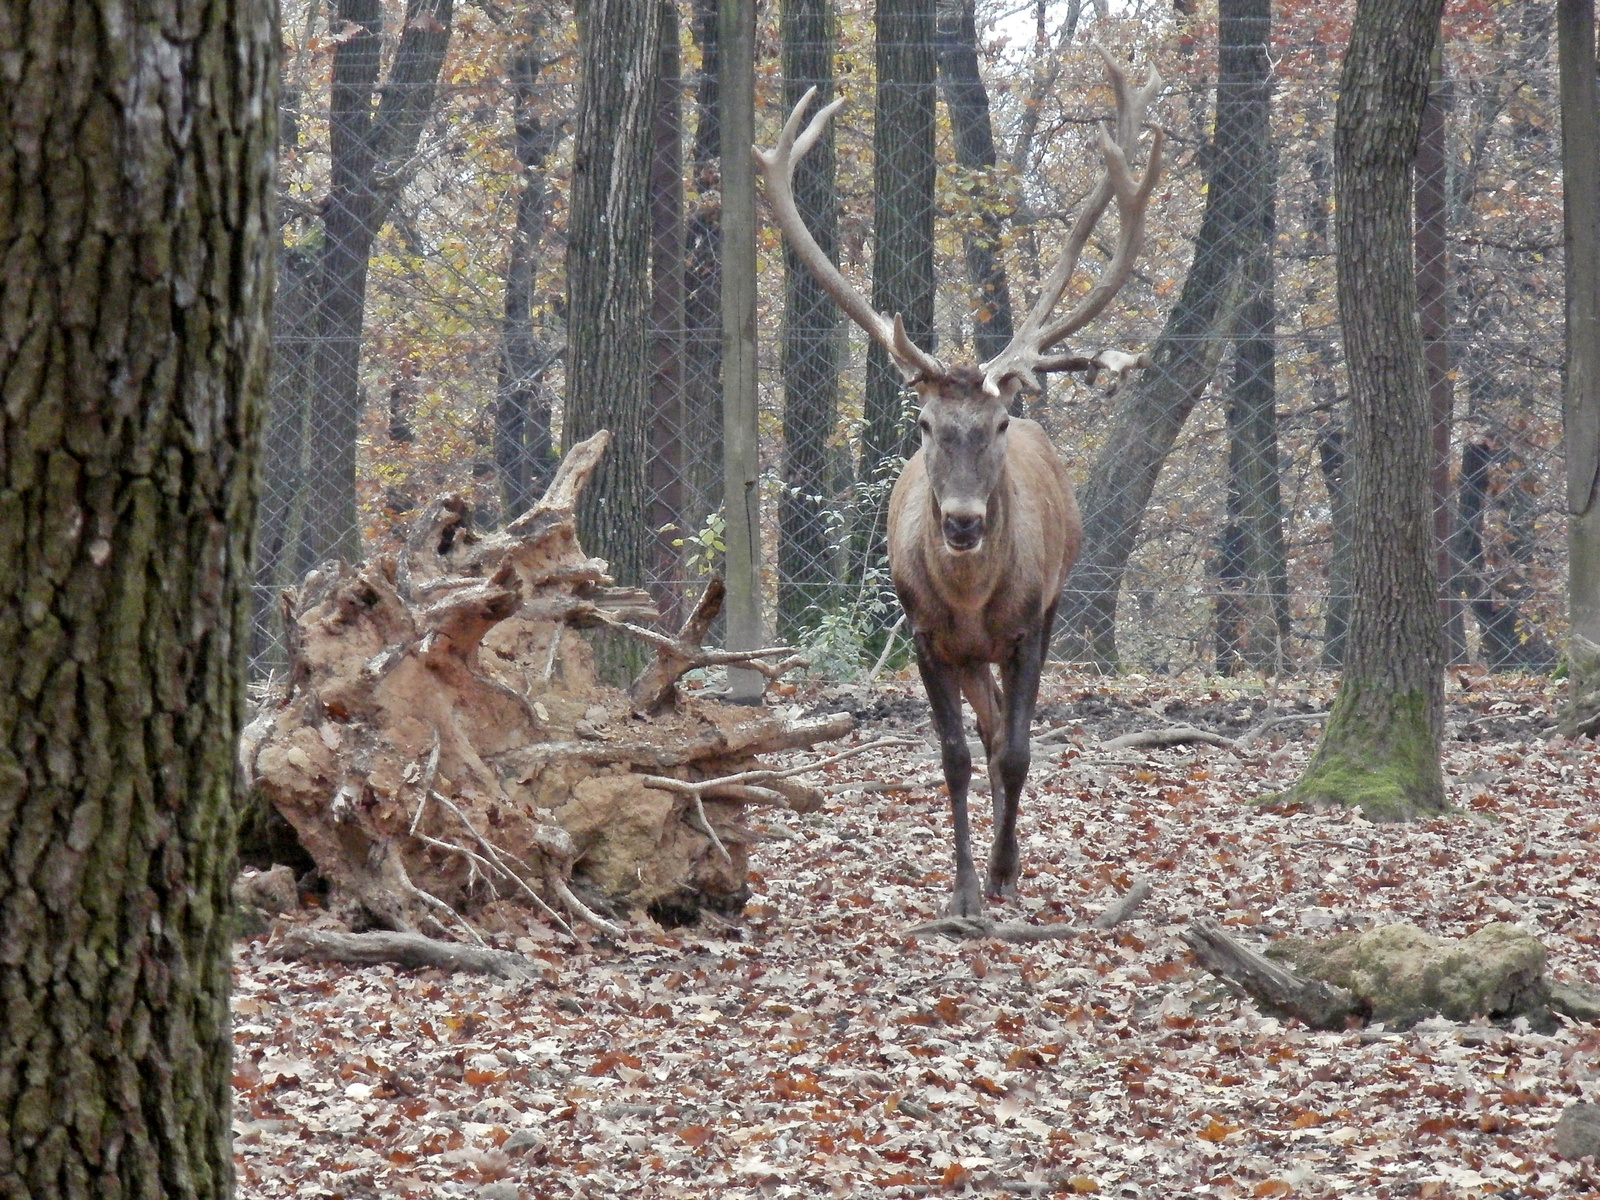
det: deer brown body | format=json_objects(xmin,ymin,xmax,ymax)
[{"xmin": 756, "ymin": 51, "xmax": 1163, "ymax": 918}]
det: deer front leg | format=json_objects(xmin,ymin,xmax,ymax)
[
  {"xmin": 986, "ymin": 608, "xmax": 1054, "ymax": 898},
  {"xmin": 915, "ymin": 635, "xmax": 983, "ymax": 919}
]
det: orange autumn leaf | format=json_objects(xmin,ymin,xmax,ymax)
[
  {"xmin": 678, "ymin": 1124, "xmax": 714, "ymax": 1149},
  {"xmin": 1198, "ymin": 1117, "xmax": 1240, "ymax": 1143},
  {"xmin": 1253, "ymin": 1182, "xmax": 1293, "ymax": 1198},
  {"xmin": 940, "ymin": 1163, "xmax": 972, "ymax": 1187},
  {"xmin": 588, "ymin": 1051, "xmax": 642, "ymax": 1077},
  {"xmin": 1068, "ymin": 1176, "xmax": 1100, "ymax": 1193}
]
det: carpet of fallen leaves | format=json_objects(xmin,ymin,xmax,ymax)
[{"xmin": 234, "ymin": 672, "xmax": 1600, "ymax": 1199}]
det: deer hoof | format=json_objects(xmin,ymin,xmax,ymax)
[
  {"xmin": 985, "ymin": 877, "xmax": 1018, "ymax": 901},
  {"xmin": 945, "ymin": 882, "xmax": 986, "ymax": 919}
]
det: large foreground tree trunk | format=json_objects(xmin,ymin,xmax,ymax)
[
  {"xmin": 1288, "ymin": 0, "xmax": 1448, "ymax": 821},
  {"xmin": 1561, "ymin": 0, "xmax": 1600, "ymax": 735},
  {"xmin": 1056, "ymin": 0, "xmax": 1270, "ymax": 667},
  {"xmin": 855, "ymin": 0, "xmax": 938, "ymax": 581},
  {"xmin": 0, "ymin": 1, "xmax": 274, "ymax": 1191},
  {"xmin": 777, "ymin": 0, "xmax": 844, "ymax": 639},
  {"xmin": 565, "ymin": 0, "xmax": 664, "ymax": 606}
]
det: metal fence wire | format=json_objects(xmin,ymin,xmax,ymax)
[{"xmin": 255, "ymin": 0, "xmax": 1567, "ymax": 683}]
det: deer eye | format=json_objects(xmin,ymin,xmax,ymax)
[
  {"xmin": 918, "ymin": 418, "xmax": 931, "ymax": 434},
  {"xmin": 997, "ymin": 418, "xmax": 1010, "ymax": 434}
]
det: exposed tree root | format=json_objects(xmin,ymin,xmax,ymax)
[{"xmin": 245, "ymin": 431, "xmax": 851, "ymax": 936}]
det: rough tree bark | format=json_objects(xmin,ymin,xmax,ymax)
[
  {"xmin": 1056, "ymin": 0, "xmax": 1269, "ymax": 667},
  {"xmin": 0, "ymin": 0, "xmax": 275, "ymax": 1191},
  {"xmin": 777, "ymin": 0, "xmax": 844, "ymax": 639},
  {"xmin": 681, "ymin": 0, "xmax": 725, "ymax": 536},
  {"xmin": 304, "ymin": 0, "xmax": 455, "ymax": 567},
  {"xmin": 1287, "ymin": 0, "xmax": 1448, "ymax": 821},
  {"xmin": 565, "ymin": 0, "xmax": 664, "ymax": 673},
  {"xmin": 496, "ymin": 1, "xmax": 565, "ymax": 523},
  {"xmin": 855, "ymin": 0, "xmax": 938, "ymax": 581},
  {"xmin": 1560, "ymin": 0, "xmax": 1600, "ymax": 735},
  {"xmin": 936, "ymin": 0, "xmax": 1016, "ymax": 368}
]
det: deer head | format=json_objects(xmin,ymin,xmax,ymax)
[{"xmin": 754, "ymin": 50, "xmax": 1163, "ymax": 553}]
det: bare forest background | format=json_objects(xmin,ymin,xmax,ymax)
[{"xmin": 257, "ymin": 0, "xmax": 1569, "ymax": 683}]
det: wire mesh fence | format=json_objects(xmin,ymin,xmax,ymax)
[{"xmin": 254, "ymin": 0, "xmax": 1569, "ymax": 684}]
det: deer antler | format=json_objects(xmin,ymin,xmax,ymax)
[
  {"xmin": 980, "ymin": 48, "xmax": 1164, "ymax": 396},
  {"xmin": 753, "ymin": 88, "xmax": 946, "ymax": 383}
]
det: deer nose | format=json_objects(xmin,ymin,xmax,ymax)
[{"xmin": 942, "ymin": 512, "xmax": 985, "ymax": 550}]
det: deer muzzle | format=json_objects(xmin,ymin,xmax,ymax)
[{"xmin": 941, "ymin": 509, "xmax": 985, "ymax": 552}]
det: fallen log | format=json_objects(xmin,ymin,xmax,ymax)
[
  {"xmin": 1181, "ymin": 918, "xmax": 1362, "ymax": 1030},
  {"xmin": 1092, "ymin": 877, "xmax": 1153, "ymax": 930}
]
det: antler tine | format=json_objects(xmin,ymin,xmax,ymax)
[
  {"xmin": 980, "ymin": 51, "xmax": 1163, "ymax": 395},
  {"xmin": 754, "ymin": 89, "xmax": 944, "ymax": 382},
  {"xmin": 1029, "ymin": 121, "xmax": 1164, "ymax": 354}
]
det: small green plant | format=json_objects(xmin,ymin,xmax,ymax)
[{"xmin": 667, "ymin": 508, "xmax": 726, "ymax": 576}]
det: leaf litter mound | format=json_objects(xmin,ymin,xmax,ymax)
[{"xmin": 234, "ymin": 673, "xmax": 1600, "ymax": 1199}]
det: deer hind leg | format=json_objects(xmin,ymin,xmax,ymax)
[
  {"xmin": 986, "ymin": 608, "xmax": 1056, "ymax": 899},
  {"xmin": 915, "ymin": 636, "xmax": 984, "ymax": 919},
  {"xmin": 958, "ymin": 663, "xmax": 1002, "ymax": 758}
]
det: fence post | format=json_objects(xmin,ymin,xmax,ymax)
[{"xmin": 720, "ymin": 0, "xmax": 765, "ymax": 703}]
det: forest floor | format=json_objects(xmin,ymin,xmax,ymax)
[{"xmin": 232, "ymin": 670, "xmax": 1600, "ymax": 1199}]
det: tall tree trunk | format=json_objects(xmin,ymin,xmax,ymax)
[
  {"xmin": 855, "ymin": 0, "xmax": 938, "ymax": 581},
  {"xmin": 1560, "ymin": 0, "xmax": 1600, "ymax": 734},
  {"xmin": 305, "ymin": 0, "xmax": 455, "ymax": 567},
  {"xmin": 496, "ymin": 2, "xmax": 564, "ymax": 524},
  {"xmin": 936, "ymin": 0, "xmax": 1015, "ymax": 368},
  {"xmin": 1288, "ymin": 0, "xmax": 1448, "ymax": 821},
  {"xmin": 777, "ymin": 0, "xmax": 844, "ymax": 639},
  {"xmin": 1212, "ymin": 0, "xmax": 1286, "ymax": 675},
  {"xmin": 0, "ymin": 0, "xmax": 274, "ymax": 1190},
  {"xmin": 1055, "ymin": 0, "xmax": 1267, "ymax": 668},
  {"xmin": 649, "ymin": 0, "xmax": 688, "ymax": 624},
  {"xmin": 566, "ymin": 0, "xmax": 664, "ymax": 679},
  {"xmin": 681, "ymin": 0, "xmax": 725, "ymax": 537},
  {"xmin": 1415, "ymin": 50, "xmax": 1463, "ymax": 661}
]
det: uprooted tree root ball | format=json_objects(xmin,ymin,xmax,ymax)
[{"xmin": 242, "ymin": 431, "xmax": 853, "ymax": 939}]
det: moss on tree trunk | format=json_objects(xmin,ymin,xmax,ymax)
[
  {"xmin": 0, "ymin": 1, "xmax": 274, "ymax": 1193},
  {"xmin": 1287, "ymin": 685, "xmax": 1445, "ymax": 821}
]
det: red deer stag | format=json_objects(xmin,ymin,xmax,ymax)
[{"xmin": 755, "ymin": 51, "xmax": 1163, "ymax": 918}]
